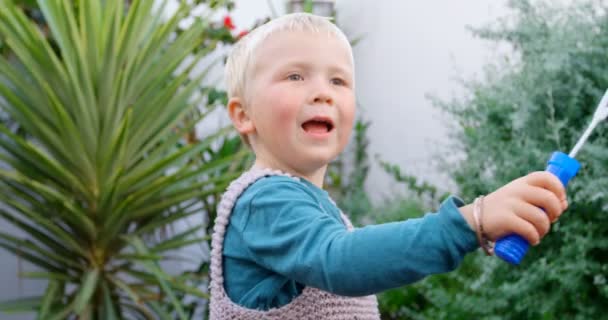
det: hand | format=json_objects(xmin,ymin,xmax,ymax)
[{"xmin": 460, "ymin": 171, "xmax": 568, "ymax": 246}]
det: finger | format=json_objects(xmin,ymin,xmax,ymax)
[
  {"xmin": 513, "ymin": 201, "xmax": 551, "ymax": 239},
  {"xmin": 524, "ymin": 171, "xmax": 567, "ymax": 203},
  {"xmin": 519, "ymin": 185, "xmax": 564, "ymax": 223},
  {"xmin": 502, "ymin": 215, "xmax": 541, "ymax": 246}
]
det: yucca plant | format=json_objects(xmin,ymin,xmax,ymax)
[{"xmin": 0, "ymin": 0, "xmax": 246, "ymax": 318}]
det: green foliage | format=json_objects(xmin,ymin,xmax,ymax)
[
  {"xmin": 0, "ymin": 0, "xmax": 248, "ymax": 318},
  {"xmin": 377, "ymin": 158, "xmax": 450, "ymax": 208},
  {"xmin": 423, "ymin": 0, "xmax": 608, "ymax": 318},
  {"xmin": 303, "ymin": 0, "xmax": 314, "ymax": 13}
]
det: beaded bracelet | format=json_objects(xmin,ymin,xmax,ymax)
[{"xmin": 473, "ymin": 195, "xmax": 494, "ymax": 256}]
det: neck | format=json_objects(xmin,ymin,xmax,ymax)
[{"xmin": 253, "ymin": 158, "xmax": 327, "ymax": 188}]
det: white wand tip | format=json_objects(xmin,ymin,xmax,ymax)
[{"xmin": 594, "ymin": 88, "xmax": 608, "ymax": 122}]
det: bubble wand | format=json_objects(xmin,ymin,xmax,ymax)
[{"xmin": 495, "ymin": 89, "xmax": 608, "ymax": 265}]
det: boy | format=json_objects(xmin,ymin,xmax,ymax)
[{"xmin": 209, "ymin": 13, "xmax": 567, "ymax": 319}]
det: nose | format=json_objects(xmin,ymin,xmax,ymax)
[
  {"xmin": 311, "ymin": 81, "xmax": 334, "ymax": 106},
  {"xmin": 313, "ymin": 92, "xmax": 333, "ymax": 105}
]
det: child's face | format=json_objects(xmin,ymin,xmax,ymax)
[{"xmin": 244, "ymin": 30, "xmax": 355, "ymax": 176}]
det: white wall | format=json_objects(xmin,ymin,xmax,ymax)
[{"xmin": 339, "ymin": 1, "xmax": 509, "ymax": 201}]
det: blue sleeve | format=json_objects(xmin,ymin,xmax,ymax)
[{"xmin": 238, "ymin": 180, "xmax": 478, "ymax": 297}]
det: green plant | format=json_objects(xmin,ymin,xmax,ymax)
[
  {"xmin": 0, "ymin": 0, "xmax": 247, "ymax": 318},
  {"xmin": 377, "ymin": 158, "xmax": 450, "ymax": 209},
  {"xmin": 425, "ymin": 0, "xmax": 608, "ymax": 318}
]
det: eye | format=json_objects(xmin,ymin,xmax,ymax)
[
  {"xmin": 331, "ymin": 77, "xmax": 346, "ymax": 86},
  {"xmin": 287, "ymin": 73, "xmax": 303, "ymax": 81}
]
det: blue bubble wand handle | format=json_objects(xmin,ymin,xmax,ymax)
[
  {"xmin": 494, "ymin": 152, "xmax": 580, "ymax": 264},
  {"xmin": 494, "ymin": 89, "xmax": 608, "ymax": 265}
]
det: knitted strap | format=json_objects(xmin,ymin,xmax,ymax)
[{"xmin": 209, "ymin": 167, "xmax": 296, "ymax": 292}]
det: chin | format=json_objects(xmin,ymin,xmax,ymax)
[{"xmin": 301, "ymin": 150, "xmax": 339, "ymax": 167}]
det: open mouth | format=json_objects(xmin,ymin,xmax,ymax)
[{"xmin": 301, "ymin": 117, "xmax": 334, "ymax": 134}]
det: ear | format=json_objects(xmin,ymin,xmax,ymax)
[{"xmin": 227, "ymin": 97, "xmax": 255, "ymax": 135}]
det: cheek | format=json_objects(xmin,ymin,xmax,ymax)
[
  {"xmin": 275, "ymin": 86, "xmax": 301, "ymax": 115},
  {"xmin": 340, "ymin": 97, "xmax": 356, "ymax": 140},
  {"xmin": 341, "ymin": 116, "xmax": 355, "ymax": 146},
  {"xmin": 274, "ymin": 100, "xmax": 298, "ymax": 126},
  {"xmin": 256, "ymin": 87, "xmax": 300, "ymax": 131}
]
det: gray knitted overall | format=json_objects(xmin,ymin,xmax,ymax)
[{"xmin": 209, "ymin": 167, "xmax": 380, "ymax": 319}]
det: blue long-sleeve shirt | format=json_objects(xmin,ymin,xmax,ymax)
[{"xmin": 222, "ymin": 175, "xmax": 478, "ymax": 310}]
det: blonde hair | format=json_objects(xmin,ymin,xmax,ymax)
[{"xmin": 224, "ymin": 12, "xmax": 353, "ymax": 100}]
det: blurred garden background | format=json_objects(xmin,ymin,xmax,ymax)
[{"xmin": 0, "ymin": 0, "xmax": 607, "ymax": 319}]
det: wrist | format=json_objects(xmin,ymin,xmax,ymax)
[
  {"xmin": 457, "ymin": 203, "xmax": 476, "ymax": 231},
  {"xmin": 473, "ymin": 196, "xmax": 494, "ymax": 255}
]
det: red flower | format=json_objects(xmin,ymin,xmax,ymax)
[
  {"xmin": 223, "ymin": 16, "xmax": 236, "ymax": 30},
  {"xmin": 237, "ymin": 30, "xmax": 249, "ymax": 39}
]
